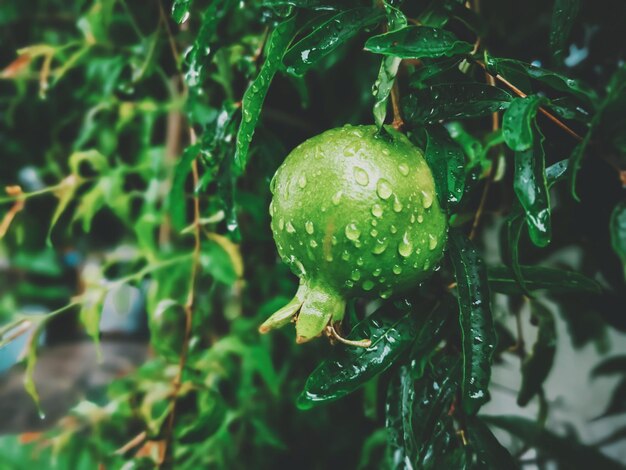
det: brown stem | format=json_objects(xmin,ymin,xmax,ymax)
[{"xmin": 391, "ymin": 79, "xmax": 404, "ymax": 130}]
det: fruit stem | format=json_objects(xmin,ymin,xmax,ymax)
[{"xmin": 326, "ymin": 324, "xmax": 372, "ymax": 348}]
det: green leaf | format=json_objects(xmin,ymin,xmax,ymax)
[
  {"xmin": 594, "ymin": 379, "xmax": 626, "ymax": 420},
  {"xmin": 169, "ymin": 143, "xmax": 200, "ymax": 231},
  {"xmin": 23, "ymin": 320, "xmax": 46, "ymax": 418},
  {"xmin": 403, "ymin": 83, "xmax": 512, "ymax": 124},
  {"xmin": 260, "ymin": 0, "xmax": 348, "ymax": 10},
  {"xmin": 171, "ymin": 0, "xmax": 192, "ymax": 23},
  {"xmin": 283, "ymin": 8, "xmax": 384, "ymax": 76},
  {"xmin": 372, "ymin": 2, "xmax": 407, "ymax": 129},
  {"xmin": 424, "ymin": 125, "xmax": 465, "ymax": 209},
  {"xmin": 448, "ymin": 230, "xmax": 496, "ymax": 415},
  {"xmin": 466, "ymin": 417, "xmax": 518, "ymax": 469},
  {"xmin": 487, "ymin": 265, "xmax": 602, "ymax": 294},
  {"xmin": 365, "ymin": 26, "xmax": 472, "ymax": 59},
  {"xmin": 513, "ymin": 124, "xmax": 551, "ymax": 247},
  {"xmin": 502, "ymin": 95, "xmax": 547, "ymax": 151},
  {"xmin": 297, "ymin": 302, "xmax": 420, "ymax": 408},
  {"xmin": 408, "ymin": 57, "xmax": 461, "ymax": 89},
  {"xmin": 234, "ymin": 16, "xmax": 298, "ymax": 174},
  {"xmin": 549, "ymin": 0, "xmax": 581, "ymax": 64},
  {"xmin": 546, "ymin": 158, "xmax": 569, "ymax": 186},
  {"xmin": 503, "ymin": 211, "xmax": 531, "ymax": 296},
  {"xmin": 486, "ymin": 56, "xmax": 597, "ymax": 105},
  {"xmin": 483, "ymin": 415, "xmax": 625, "ymax": 469},
  {"xmin": 385, "ymin": 365, "xmax": 418, "ymax": 467},
  {"xmin": 591, "ymin": 355, "xmax": 626, "ymax": 378},
  {"xmin": 200, "ymin": 237, "xmax": 238, "ymax": 285},
  {"xmin": 517, "ymin": 301, "xmax": 556, "ymax": 406},
  {"xmin": 610, "ymin": 200, "xmax": 626, "ymax": 279}
]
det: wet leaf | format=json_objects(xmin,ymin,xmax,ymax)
[
  {"xmin": 513, "ymin": 124, "xmax": 551, "ymax": 247},
  {"xmin": 170, "ymin": 143, "xmax": 200, "ymax": 231},
  {"xmin": 297, "ymin": 303, "xmax": 420, "ymax": 408},
  {"xmin": 403, "ymin": 83, "xmax": 512, "ymax": 124},
  {"xmin": 171, "ymin": 0, "xmax": 192, "ymax": 23},
  {"xmin": 284, "ymin": 8, "xmax": 384, "ymax": 76},
  {"xmin": 23, "ymin": 321, "xmax": 46, "ymax": 418},
  {"xmin": 483, "ymin": 415, "xmax": 625, "ymax": 469},
  {"xmin": 517, "ymin": 301, "xmax": 556, "ymax": 406},
  {"xmin": 448, "ymin": 230, "xmax": 495, "ymax": 415},
  {"xmin": 372, "ymin": 2, "xmax": 407, "ymax": 129},
  {"xmin": 466, "ymin": 417, "xmax": 518, "ymax": 469},
  {"xmin": 408, "ymin": 57, "xmax": 461, "ymax": 89},
  {"xmin": 610, "ymin": 200, "xmax": 626, "ymax": 279},
  {"xmin": 487, "ymin": 265, "xmax": 602, "ymax": 294},
  {"xmin": 365, "ymin": 25, "xmax": 472, "ymax": 59},
  {"xmin": 234, "ymin": 16, "xmax": 297, "ymax": 174},
  {"xmin": 385, "ymin": 365, "xmax": 418, "ymax": 468},
  {"xmin": 502, "ymin": 95, "xmax": 547, "ymax": 151},
  {"xmin": 424, "ymin": 125, "xmax": 465, "ymax": 209},
  {"xmin": 550, "ymin": 0, "xmax": 581, "ymax": 64}
]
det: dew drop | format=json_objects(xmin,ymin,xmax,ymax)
[
  {"xmin": 341, "ymin": 250, "xmax": 350, "ymax": 261},
  {"xmin": 354, "ymin": 166, "xmax": 369, "ymax": 186},
  {"xmin": 373, "ymin": 268, "xmax": 382, "ymax": 277},
  {"xmin": 380, "ymin": 288, "xmax": 393, "ymax": 299},
  {"xmin": 371, "ymin": 219, "xmax": 378, "ymax": 226},
  {"xmin": 390, "ymin": 225, "xmax": 398, "ymax": 234},
  {"xmin": 325, "ymin": 253, "xmax": 333, "ymax": 262},
  {"xmin": 398, "ymin": 232, "xmax": 413, "ymax": 258},
  {"xmin": 351, "ymin": 129, "xmax": 364, "ymax": 138},
  {"xmin": 398, "ymin": 163, "xmax": 410, "ymax": 176},
  {"xmin": 376, "ymin": 179, "xmax": 393, "ymax": 200},
  {"xmin": 428, "ymin": 234, "xmax": 438, "ymax": 250},
  {"xmin": 278, "ymin": 218, "xmax": 285, "ymax": 230},
  {"xmin": 392, "ymin": 265, "xmax": 402, "ymax": 275},
  {"xmin": 345, "ymin": 280, "xmax": 354, "ymax": 288},
  {"xmin": 372, "ymin": 238, "xmax": 388, "ymax": 254},
  {"xmin": 363, "ymin": 280, "xmax": 375, "ymax": 291},
  {"xmin": 393, "ymin": 196, "xmax": 403, "ymax": 213},
  {"xmin": 417, "ymin": 214, "xmax": 424, "ymax": 223},
  {"xmin": 370, "ymin": 229, "xmax": 378, "ymax": 237},
  {"xmin": 331, "ymin": 236, "xmax": 338, "ymax": 246},
  {"xmin": 345, "ymin": 223, "xmax": 361, "ymax": 241},
  {"xmin": 286, "ymin": 221, "xmax": 296, "ymax": 233},
  {"xmin": 344, "ymin": 141, "xmax": 360, "ymax": 157},
  {"xmin": 332, "ymin": 191, "xmax": 343, "ymax": 206},
  {"xmin": 356, "ymin": 257, "xmax": 364, "ymax": 266},
  {"xmin": 424, "ymin": 260, "xmax": 430, "ymax": 271},
  {"xmin": 305, "ymin": 221, "xmax": 314, "ymax": 234},
  {"xmin": 371, "ymin": 203, "xmax": 383, "ymax": 218},
  {"xmin": 410, "ymin": 214, "xmax": 416, "ymax": 224},
  {"xmin": 310, "ymin": 240, "xmax": 318, "ymax": 248},
  {"xmin": 421, "ymin": 190, "xmax": 433, "ymax": 208},
  {"xmin": 298, "ymin": 174, "xmax": 307, "ymax": 189},
  {"xmin": 351, "ymin": 269, "xmax": 361, "ymax": 281}
]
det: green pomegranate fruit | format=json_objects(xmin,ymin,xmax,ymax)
[{"xmin": 260, "ymin": 125, "xmax": 448, "ymax": 344}]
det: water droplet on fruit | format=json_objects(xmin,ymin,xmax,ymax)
[
  {"xmin": 341, "ymin": 250, "xmax": 350, "ymax": 261},
  {"xmin": 390, "ymin": 225, "xmax": 397, "ymax": 234},
  {"xmin": 423, "ymin": 259, "xmax": 430, "ymax": 271},
  {"xmin": 393, "ymin": 196, "xmax": 403, "ymax": 213},
  {"xmin": 370, "ymin": 229, "xmax": 378, "ymax": 237},
  {"xmin": 325, "ymin": 253, "xmax": 333, "ymax": 262},
  {"xmin": 298, "ymin": 174, "xmax": 307, "ymax": 189},
  {"xmin": 344, "ymin": 142, "xmax": 359, "ymax": 157},
  {"xmin": 363, "ymin": 280, "xmax": 375, "ymax": 291},
  {"xmin": 310, "ymin": 240, "xmax": 318, "ymax": 248},
  {"xmin": 398, "ymin": 232, "xmax": 413, "ymax": 258},
  {"xmin": 372, "ymin": 238, "xmax": 388, "ymax": 254},
  {"xmin": 410, "ymin": 214, "xmax": 416, "ymax": 224},
  {"xmin": 371, "ymin": 203, "xmax": 383, "ymax": 218},
  {"xmin": 356, "ymin": 257, "xmax": 364, "ymax": 266},
  {"xmin": 380, "ymin": 288, "xmax": 392, "ymax": 299},
  {"xmin": 332, "ymin": 191, "xmax": 343, "ymax": 205},
  {"xmin": 345, "ymin": 223, "xmax": 360, "ymax": 241},
  {"xmin": 428, "ymin": 234, "xmax": 438, "ymax": 250},
  {"xmin": 371, "ymin": 219, "xmax": 378, "ymax": 226},
  {"xmin": 373, "ymin": 268, "xmax": 382, "ymax": 277},
  {"xmin": 305, "ymin": 221, "xmax": 314, "ymax": 234},
  {"xmin": 376, "ymin": 179, "xmax": 393, "ymax": 200},
  {"xmin": 392, "ymin": 265, "xmax": 402, "ymax": 275},
  {"xmin": 382, "ymin": 148, "xmax": 390, "ymax": 156},
  {"xmin": 278, "ymin": 218, "xmax": 285, "ymax": 230},
  {"xmin": 418, "ymin": 214, "xmax": 424, "ymax": 223},
  {"xmin": 331, "ymin": 236, "xmax": 338, "ymax": 245},
  {"xmin": 421, "ymin": 190, "xmax": 433, "ymax": 208},
  {"xmin": 351, "ymin": 129, "xmax": 363, "ymax": 138},
  {"xmin": 345, "ymin": 280, "xmax": 354, "ymax": 288},
  {"xmin": 286, "ymin": 221, "xmax": 296, "ymax": 233},
  {"xmin": 351, "ymin": 269, "xmax": 361, "ymax": 281},
  {"xmin": 398, "ymin": 163, "xmax": 409, "ymax": 176},
  {"xmin": 354, "ymin": 166, "xmax": 369, "ymax": 186}
]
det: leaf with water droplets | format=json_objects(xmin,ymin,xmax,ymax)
[
  {"xmin": 448, "ymin": 229, "xmax": 496, "ymax": 415},
  {"xmin": 549, "ymin": 0, "xmax": 581, "ymax": 65},
  {"xmin": 485, "ymin": 55, "xmax": 597, "ymax": 106},
  {"xmin": 171, "ymin": 0, "xmax": 192, "ymax": 24},
  {"xmin": 365, "ymin": 25, "xmax": 473, "ymax": 59},
  {"xmin": 234, "ymin": 16, "xmax": 297, "ymax": 174},
  {"xmin": 261, "ymin": 0, "xmax": 352, "ymax": 10},
  {"xmin": 424, "ymin": 124, "xmax": 466, "ymax": 209},
  {"xmin": 610, "ymin": 200, "xmax": 626, "ymax": 280},
  {"xmin": 513, "ymin": 124, "xmax": 551, "ymax": 247},
  {"xmin": 403, "ymin": 83, "xmax": 512, "ymax": 124},
  {"xmin": 502, "ymin": 95, "xmax": 546, "ymax": 152},
  {"xmin": 409, "ymin": 57, "xmax": 461, "ymax": 89},
  {"xmin": 283, "ymin": 8, "xmax": 385, "ymax": 76},
  {"xmin": 517, "ymin": 300, "xmax": 556, "ymax": 406},
  {"xmin": 297, "ymin": 302, "xmax": 420, "ymax": 408},
  {"xmin": 371, "ymin": 2, "xmax": 407, "ymax": 129},
  {"xmin": 487, "ymin": 265, "xmax": 602, "ymax": 294}
]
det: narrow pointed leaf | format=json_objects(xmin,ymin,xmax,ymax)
[
  {"xmin": 487, "ymin": 265, "xmax": 602, "ymax": 294},
  {"xmin": 171, "ymin": 0, "xmax": 192, "ymax": 23},
  {"xmin": 169, "ymin": 143, "xmax": 200, "ymax": 231},
  {"xmin": 549, "ymin": 0, "xmax": 581, "ymax": 64},
  {"xmin": 385, "ymin": 365, "xmax": 418, "ymax": 468},
  {"xmin": 234, "ymin": 16, "xmax": 297, "ymax": 174},
  {"xmin": 514, "ymin": 124, "xmax": 551, "ymax": 247},
  {"xmin": 591, "ymin": 355, "xmax": 626, "ymax": 378},
  {"xmin": 503, "ymin": 95, "xmax": 547, "ymax": 151},
  {"xmin": 283, "ymin": 8, "xmax": 384, "ymax": 76},
  {"xmin": 365, "ymin": 26, "xmax": 472, "ymax": 59},
  {"xmin": 448, "ymin": 230, "xmax": 496, "ymax": 415},
  {"xmin": 403, "ymin": 83, "xmax": 512, "ymax": 124},
  {"xmin": 517, "ymin": 301, "xmax": 556, "ymax": 406},
  {"xmin": 425, "ymin": 125, "xmax": 465, "ymax": 209},
  {"xmin": 466, "ymin": 417, "xmax": 518, "ymax": 469}
]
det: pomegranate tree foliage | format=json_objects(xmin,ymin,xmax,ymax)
[{"xmin": 0, "ymin": 0, "xmax": 625, "ymax": 468}]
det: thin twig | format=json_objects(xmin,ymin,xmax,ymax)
[{"xmin": 390, "ymin": 79, "xmax": 404, "ymax": 130}]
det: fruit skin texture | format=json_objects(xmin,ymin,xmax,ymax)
[{"xmin": 260, "ymin": 125, "xmax": 448, "ymax": 343}]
